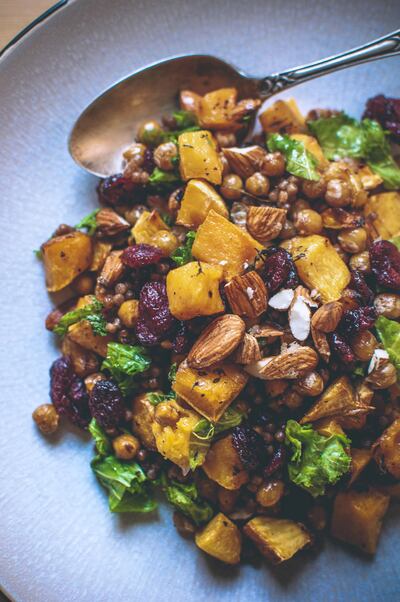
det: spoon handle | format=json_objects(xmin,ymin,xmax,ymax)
[{"xmin": 258, "ymin": 29, "xmax": 400, "ymax": 98}]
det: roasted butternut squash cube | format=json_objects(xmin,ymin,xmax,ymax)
[
  {"xmin": 90, "ymin": 241, "xmax": 112, "ymax": 272},
  {"xmin": 68, "ymin": 321, "xmax": 112, "ymax": 357},
  {"xmin": 195, "ymin": 512, "xmax": 241, "ymax": 564},
  {"xmin": 131, "ymin": 393, "xmax": 156, "ymax": 450},
  {"xmin": 281, "ymin": 235, "xmax": 350, "ymax": 302},
  {"xmin": 259, "ymin": 99, "xmax": 305, "ymax": 134},
  {"xmin": 348, "ymin": 448, "xmax": 372, "ymax": 486},
  {"xmin": 243, "ymin": 517, "xmax": 312, "ymax": 564},
  {"xmin": 131, "ymin": 210, "xmax": 178, "ymax": 254},
  {"xmin": 173, "ymin": 361, "xmax": 248, "ymax": 422},
  {"xmin": 192, "ymin": 210, "xmax": 263, "ymax": 279},
  {"xmin": 364, "ymin": 192, "xmax": 400, "ymax": 239},
  {"xmin": 178, "ymin": 131, "xmax": 222, "ymax": 184},
  {"xmin": 176, "ymin": 179, "xmax": 228, "ymax": 228},
  {"xmin": 358, "ymin": 165, "xmax": 383, "ymax": 191},
  {"xmin": 42, "ymin": 231, "xmax": 93, "ymax": 292},
  {"xmin": 199, "ymin": 88, "xmax": 238, "ymax": 130},
  {"xmin": 331, "ymin": 489, "xmax": 390, "ymax": 554},
  {"xmin": 151, "ymin": 400, "xmax": 201, "ymax": 472},
  {"xmin": 203, "ymin": 434, "xmax": 249, "ymax": 490},
  {"xmin": 118, "ymin": 299, "xmax": 139, "ymax": 328},
  {"xmin": 166, "ymin": 261, "xmax": 224, "ymax": 320},
  {"xmin": 290, "ymin": 133, "xmax": 329, "ymax": 168},
  {"xmin": 374, "ymin": 418, "xmax": 400, "ymax": 479},
  {"xmin": 315, "ymin": 418, "xmax": 345, "ymax": 438}
]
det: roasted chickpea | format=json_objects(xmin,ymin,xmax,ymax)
[
  {"xmin": 374, "ymin": 293, "xmax": 400, "ymax": 319},
  {"xmin": 84, "ymin": 372, "xmax": 106, "ymax": 393},
  {"xmin": 168, "ymin": 187, "xmax": 183, "ymax": 217},
  {"xmin": 151, "ymin": 230, "xmax": 178, "ymax": 255},
  {"xmin": 325, "ymin": 178, "xmax": 352, "ymax": 207},
  {"xmin": 294, "ymin": 371, "xmax": 324, "ymax": 397},
  {"xmin": 32, "ymin": 404, "xmax": 59, "ymax": 435},
  {"xmin": 351, "ymin": 330, "xmax": 378, "ymax": 361},
  {"xmin": 214, "ymin": 131, "xmax": 237, "ymax": 148},
  {"xmin": 349, "ymin": 250, "xmax": 371, "ymax": 273},
  {"xmin": 113, "ymin": 434, "xmax": 140, "ymax": 460},
  {"xmin": 72, "ymin": 273, "xmax": 95, "ymax": 296},
  {"xmin": 153, "ymin": 141, "xmax": 178, "ymax": 171},
  {"xmin": 260, "ymin": 152, "xmax": 285, "ymax": 177},
  {"xmin": 264, "ymin": 379, "xmax": 289, "ymax": 398},
  {"xmin": 283, "ymin": 389, "xmax": 303, "ymax": 409},
  {"xmin": 124, "ymin": 204, "xmax": 147, "ymax": 226},
  {"xmin": 218, "ymin": 487, "xmax": 239, "ymax": 514},
  {"xmin": 290, "ymin": 198, "xmax": 311, "ymax": 219},
  {"xmin": 123, "ymin": 142, "xmax": 146, "ymax": 166},
  {"xmin": 219, "ymin": 152, "xmax": 230, "ymax": 176},
  {"xmin": 367, "ymin": 361, "xmax": 397, "ymax": 390},
  {"xmin": 154, "ymin": 402, "xmax": 180, "ymax": 427},
  {"xmin": 337, "ymin": 227, "xmax": 367, "ymax": 254},
  {"xmin": 256, "ymin": 480, "xmax": 285, "ymax": 508},
  {"xmin": 340, "ymin": 287, "xmax": 360, "ymax": 311},
  {"xmin": 118, "ymin": 299, "xmax": 139, "ymax": 328},
  {"xmin": 294, "ymin": 209, "xmax": 323, "ymax": 235},
  {"xmin": 245, "ymin": 172, "xmax": 270, "ymax": 197},
  {"xmin": 137, "ymin": 119, "xmax": 164, "ymax": 146},
  {"xmin": 302, "ymin": 177, "xmax": 327, "ymax": 199},
  {"xmin": 220, "ymin": 173, "xmax": 243, "ymax": 200},
  {"xmin": 123, "ymin": 166, "xmax": 150, "ymax": 185},
  {"xmin": 279, "ymin": 218, "xmax": 296, "ymax": 240}
]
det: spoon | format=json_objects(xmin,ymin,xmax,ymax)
[{"xmin": 69, "ymin": 29, "xmax": 400, "ymax": 178}]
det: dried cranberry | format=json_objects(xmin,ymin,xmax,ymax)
[
  {"xmin": 89, "ymin": 380, "xmax": 125, "ymax": 429},
  {"xmin": 172, "ymin": 321, "xmax": 190, "ymax": 353},
  {"xmin": 50, "ymin": 356, "xmax": 90, "ymax": 428},
  {"xmin": 329, "ymin": 333, "xmax": 355, "ymax": 366},
  {"xmin": 350, "ymin": 270, "xmax": 374, "ymax": 306},
  {"xmin": 370, "ymin": 240, "xmax": 400, "ymax": 290},
  {"xmin": 121, "ymin": 244, "xmax": 164, "ymax": 268},
  {"xmin": 259, "ymin": 248, "xmax": 298, "ymax": 293},
  {"xmin": 231, "ymin": 425, "xmax": 266, "ymax": 471},
  {"xmin": 135, "ymin": 281, "xmax": 176, "ymax": 346},
  {"xmin": 363, "ymin": 94, "xmax": 400, "ymax": 142},
  {"xmin": 340, "ymin": 306, "xmax": 377, "ymax": 338},
  {"xmin": 264, "ymin": 445, "xmax": 286, "ymax": 477},
  {"xmin": 97, "ymin": 174, "xmax": 136, "ymax": 206}
]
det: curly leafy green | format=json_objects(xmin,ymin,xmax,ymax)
[
  {"xmin": 170, "ymin": 231, "xmax": 196, "ymax": 266},
  {"xmin": 375, "ymin": 316, "xmax": 400, "ymax": 379},
  {"xmin": 91, "ymin": 455, "xmax": 157, "ymax": 513},
  {"xmin": 53, "ymin": 298, "xmax": 107, "ymax": 337},
  {"xmin": 168, "ymin": 363, "xmax": 178, "ymax": 384},
  {"xmin": 285, "ymin": 420, "xmax": 351, "ymax": 497},
  {"xmin": 102, "ymin": 343, "xmax": 151, "ymax": 395},
  {"xmin": 147, "ymin": 391, "xmax": 176, "ymax": 406},
  {"xmin": 267, "ymin": 133, "xmax": 320, "ymax": 181},
  {"xmin": 161, "ymin": 475, "xmax": 213, "ymax": 525},
  {"xmin": 148, "ymin": 167, "xmax": 181, "ymax": 190},
  {"xmin": 33, "ymin": 248, "xmax": 43, "ymax": 260},
  {"xmin": 75, "ymin": 209, "xmax": 99, "ymax": 236},
  {"xmin": 88, "ymin": 419, "xmax": 111, "ymax": 456}
]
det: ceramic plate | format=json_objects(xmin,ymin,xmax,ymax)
[{"xmin": 1, "ymin": 1, "xmax": 399, "ymax": 600}]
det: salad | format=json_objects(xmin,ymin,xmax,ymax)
[{"xmin": 33, "ymin": 89, "xmax": 400, "ymax": 566}]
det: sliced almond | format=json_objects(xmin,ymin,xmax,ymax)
[
  {"xmin": 96, "ymin": 208, "xmax": 130, "ymax": 237},
  {"xmin": 245, "ymin": 346, "xmax": 318, "ymax": 380},
  {"xmin": 225, "ymin": 271, "xmax": 268, "ymax": 319},
  {"xmin": 311, "ymin": 325, "xmax": 330, "ymax": 363},
  {"xmin": 268, "ymin": 288, "xmax": 294, "ymax": 311},
  {"xmin": 97, "ymin": 250, "xmax": 124, "ymax": 287},
  {"xmin": 311, "ymin": 301, "xmax": 343, "ymax": 333},
  {"xmin": 246, "ymin": 206, "xmax": 287, "ymax": 243},
  {"xmin": 222, "ymin": 146, "xmax": 266, "ymax": 178},
  {"xmin": 367, "ymin": 349, "xmax": 390, "ymax": 374},
  {"xmin": 235, "ymin": 333, "xmax": 261, "ymax": 364},
  {"xmin": 187, "ymin": 314, "xmax": 245, "ymax": 369},
  {"xmin": 289, "ymin": 295, "xmax": 311, "ymax": 342}
]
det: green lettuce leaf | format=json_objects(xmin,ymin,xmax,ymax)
[
  {"xmin": 53, "ymin": 297, "xmax": 107, "ymax": 337},
  {"xmin": 91, "ymin": 455, "xmax": 157, "ymax": 513},
  {"xmin": 88, "ymin": 419, "xmax": 111, "ymax": 456},
  {"xmin": 146, "ymin": 391, "xmax": 176, "ymax": 406},
  {"xmin": 102, "ymin": 343, "xmax": 151, "ymax": 395},
  {"xmin": 168, "ymin": 363, "xmax": 177, "ymax": 384},
  {"xmin": 170, "ymin": 231, "xmax": 196, "ymax": 266},
  {"xmin": 375, "ymin": 316, "xmax": 400, "ymax": 379},
  {"xmin": 162, "ymin": 475, "xmax": 213, "ymax": 524},
  {"xmin": 148, "ymin": 167, "xmax": 181, "ymax": 190},
  {"xmin": 285, "ymin": 419, "xmax": 351, "ymax": 497},
  {"xmin": 75, "ymin": 209, "xmax": 99, "ymax": 236},
  {"xmin": 267, "ymin": 133, "xmax": 320, "ymax": 181}
]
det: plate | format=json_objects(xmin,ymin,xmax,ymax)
[{"xmin": 0, "ymin": 1, "xmax": 399, "ymax": 600}]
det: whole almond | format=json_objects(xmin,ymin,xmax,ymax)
[
  {"xmin": 311, "ymin": 301, "xmax": 343, "ymax": 333},
  {"xmin": 245, "ymin": 346, "xmax": 318, "ymax": 380},
  {"xmin": 187, "ymin": 314, "xmax": 245, "ymax": 369},
  {"xmin": 96, "ymin": 208, "xmax": 130, "ymax": 237},
  {"xmin": 222, "ymin": 146, "xmax": 266, "ymax": 178},
  {"xmin": 225, "ymin": 271, "xmax": 268, "ymax": 318},
  {"xmin": 248, "ymin": 323, "xmax": 284, "ymax": 340},
  {"xmin": 246, "ymin": 206, "xmax": 287, "ymax": 243},
  {"xmin": 311, "ymin": 325, "xmax": 331, "ymax": 362},
  {"xmin": 235, "ymin": 334, "xmax": 261, "ymax": 364},
  {"xmin": 97, "ymin": 250, "xmax": 124, "ymax": 287}
]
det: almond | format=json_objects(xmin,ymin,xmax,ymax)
[
  {"xmin": 289, "ymin": 294, "xmax": 311, "ymax": 342},
  {"xmin": 268, "ymin": 288, "xmax": 294, "ymax": 311},
  {"xmin": 311, "ymin": 301, "xmax": 343, "ymax": 333},
  {"xmin": 222, "ymin": 146, "xmax": 266, "ymax": 178},
  {"xmin": 187, "ymin": 314, "xmax": 245, "ymax": 369},
  {"xmin": 97, "ymin": 250, "xmax": 124, "ymax": 287},
  {"xmin": 245, "ymin": 346, "xmax": 318, "ymax": 380},
  {"xmin": 224, "ymin": 271, "xmax": 268, "ymax": 319},
  {"xmin": 248, "ymin": 323, "xmax": 284, "ymax": 341},
  {"xmin": 246, "ymin": 206, "xmax": 287, "ymax": 243},
  {"xmin": 235, "ymin": 334, "xmax": 261, "ymax": 364},
  {"xmin": 311, "ymin": 325, "xmax": 330, "ymax": 362},
  {"xmin": 230, "ymin": 98, "xmax": 262, "ymax": 122},
  {"xmin": 96, "ymin": 208, "xmax": 130, "ymax": 237},
  {"xmin": 90, "ymin": 241, "xmax": 113, "ymax": 272}
]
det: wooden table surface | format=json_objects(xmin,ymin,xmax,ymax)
[{"xmin": 0, "ymin": 0, "xmax": 55, "ymax": 49}]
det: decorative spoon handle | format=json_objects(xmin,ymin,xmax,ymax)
[{"xmin": 258, "ymin": 29, "xmax": 400, "ymax": 98}]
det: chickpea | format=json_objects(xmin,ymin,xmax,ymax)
[
  {"xmin": 279, "ymin": 218, "xmax": 296, "ymax": 240},
  {"xmin": 260, "ymin": 152, "xmax": 286, "ymax": 177},
  {"xmin": 308, "ymin": 505, "xmax": 327, "ymax": 531},
  {"xmin": 351, "ymin": 330, "xmax": 378, "ymax": 361},
  {"xmin": 325, "ymin": 178, "xmax": 352, "ymax": 207},
  {"xmin": 113, "ymin": 434, "xmax": 140, "ymax": 460},
  {"xmin": 340, "ymin": 287, "xmax": 360, "ymax": 311},
  {"xmin": 168, "ymin": 187, "xmax": 183, "ymax": 216},
  {"xmin": 32, "ymin": 404, "xmax": 59, "ymax": 435},
  {"xmin": 264, "ymin": 379, "xmax": 289, "ymax": 398},
  {"xmin": 367, "ymin": 361, "xmax": 397, "ymax": 390},
  {"xmin": 294, "ymin": 371, "xmax": 324, "ymax": 397},
  {"xmin": 256, "ymin": 480, "xmax": 285, "ymax": 508},
  {"xmin": 283, "ymin": 389, "xmax": 303, "ymax": 409},
  {"xmin": 245, "ymin": 172, "xmax": 270, "ymax": 197},
  {"xmin": 137, "ymin": 119, "xmax": 164, "ymax": 146},
  {"xmin": 118, "ymin": 299, "xmax": 139, "ymax": 328},
  {"xmin": 290, "ymin": 198, "xmax": 311, "ymax": 219},
  {"xmin": 151, "ymin": 230, "xmax": 178, "ymax": 255},
  {"xmin": 214, "ymin": 131, "xmax": 237, "ymax": 148},
  {"xmin": 220, "ymin": 173, "xmax": 243, "ymax": 200},
  {"xmin": 337, "ymin": 227, "xmax": 367, "ymax": 254},
  {"xmin": 374, "ymin": 293, "xmax": 400, "ymax": 319},
  {"xmin": 84, "ymin": 372, "xmax": 106, "ymax": 393},
  {"xmin": 153, "ymin": 141, "xmax": 178, "ymax": 171},
  {"xmin": 349, "ymin": 250, "xmax": 371, "ymax": 273},
  {"xmin": 124, "ymin": 204, "xmax": 147, "ymax": 225},
  {"xmin": 294, "ymin": 209, "xmax": 323, "ymax": 235},
  {"xmin": 218, "ymin": 487, "xmax": 239, "ymax": 514},
  {"xmin": 72, "ymin": 273, "xmax": 95, "ymax": 296},
  {"xmin": 123, "ymin": 165, "xmax": 150, "ymax": 185},
  {"xmin": 219, "ymin": 152, "xmax": 230, "ymax": 176},
  {"xmin": 302, "ymin": 177, "xmax": 327, "ymax": 199},
  {"xmin": 123, "ymin": 142, "xmax": 146, "ymax": 167},
  {"xmin": 155, "ymin": 402, "xmax": 180, "ymax": 427}
]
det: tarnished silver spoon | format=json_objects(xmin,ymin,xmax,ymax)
[{"xmin": 69, "ymin": 29, "xmax": 400, "ymax": 177}]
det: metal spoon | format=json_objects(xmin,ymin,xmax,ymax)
[{"xmin": 69, "ymin": 29, "xmax": 400, "ymax": 177}]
